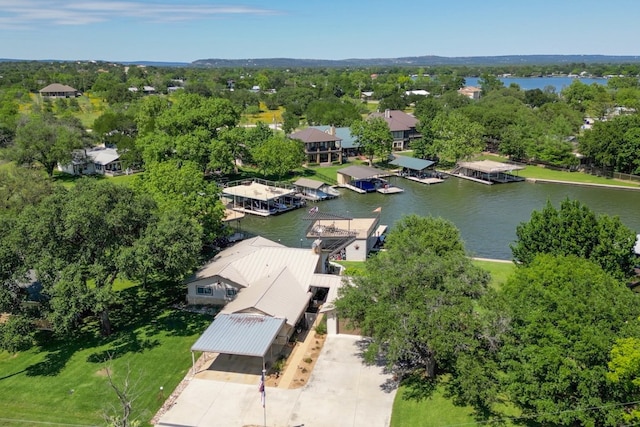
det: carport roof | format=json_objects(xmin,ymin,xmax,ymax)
[{"xmin": 191, "ymin": 313, "xmax": 285, "ymax": 357}]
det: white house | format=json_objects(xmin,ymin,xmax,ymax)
[{"xmin": 58, "ymin": 147, "xmax": 123, "ymax": 176}]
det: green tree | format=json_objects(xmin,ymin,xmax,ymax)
[
  {"xmin": 350, "ymin": 117, "xmax": 393, "ymax": 166},
  {"xmin": 9, "ymin": 113, "xmax": 87, "ymax": 176},
  {"xmin": 511, "ymin": 199, "xmax": 636, "ymax": 279},
  {"xmin": 14, "ymin": 180, "xmax": 156, "ymax": 336},
  {"xmin": 336, "ymin": 215, "xmax": 492, "ymax": 394},
  {"xmin": 118, "ymin": 212, "xmax": 203, "ymax": 287},
  {"xmin": 607, "ymin": 338, "xmax": 640, "ymax": 423},
  {"xmin": 431, "ymin": 110, "xmax": 485, "ymax": 163},
  {"xmin": 499, "ymin": 254, "xmax": 640, "ymax": 426},
  {"xmin": 253, "ymin": 135, "xmax": 304, "ymax": 179},
  {"xmin": 133, "ymin": 160, "xmax": 225, "ymax": 242}
]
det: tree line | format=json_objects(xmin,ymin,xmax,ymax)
[{"xmin": 337, "ymin": 201, "xmax": 640, "ymax": 426}]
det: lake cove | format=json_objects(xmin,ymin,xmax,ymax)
[{"xmin": 238, "ymin": 177, "xmax": 640, "ymax": 260}]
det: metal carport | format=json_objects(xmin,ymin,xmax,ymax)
[{"xmin": 190, "ymin": 313, "xmax": 286, "ymax": 373}]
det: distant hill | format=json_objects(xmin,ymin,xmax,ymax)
[{"xmin": 192, "ymin": 55, "xmax": 640, "ymax": 68}]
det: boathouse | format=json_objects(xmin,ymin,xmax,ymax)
[
  {"xmin": 293, "ymin": 177, "xmax": 340, "ymax": 201},
  {"xmin": 390, "ymin": 155, "xmax": 444, "ymax": 184},
  {"xmin": 221, "ymin": 179, "xmax": 304, "ymax": 216},
  {"xmin": 337, "ymin": 165, "xmax": 402, "ymax": 194},
  {"xmin": 304, "ymin": 210, "xmax": 387, "ymax": 262},
  {"xmin": 453, "ymin": 160, "xmax": 525, "ymax": 184}
]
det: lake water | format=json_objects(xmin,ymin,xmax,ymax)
[
  {"xmin": 463, "ymin": 76, "xmax": 608, "ymax": 92},
  {"xmin": 239, "ymin": 177, "xmax": 640, "ymax": 260}
]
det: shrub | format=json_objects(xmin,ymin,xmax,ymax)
[
  {"xmin": 303, "ymin": 357, "xmax": 312, "ymax": 364},
  {"xmin": 0, "ymin": 314, "xmax": 35, "ymax": 353},
  {"xmin": 314, "ymin": 317, "xmax": 327, "ymax": 335}
]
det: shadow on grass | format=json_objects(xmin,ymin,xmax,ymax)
[
  {"xmin": 25, "ymin": 330, "xmax": 102, "ymax": 377},
  {"xmin": 86, "ymin": 329, "xmax": 160, "ymax": 363}
]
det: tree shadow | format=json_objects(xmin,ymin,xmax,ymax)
[{"xmin": 86, "ymin": 329, "xmax": 159, "ymax": 363}]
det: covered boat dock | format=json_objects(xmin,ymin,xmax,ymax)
[
  {"xmin": 293, "ymin": 177, "xmax": 340, "ymax": 201},
  {"xmin": 336, "ymin": 165, "xmax": 402, "ymax": 194},
  {"xmin": 390, "ymin": 155, "xmax": 444, "ymax": 184},
  {"xmin": 452, "ymin": 160, "xmax": 525, "ymax": 185},
  {"xmin": 222, "ymin": 179, "xmax": 304, "ymax": 216}
]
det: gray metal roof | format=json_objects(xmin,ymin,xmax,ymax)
[
  {"xmin": 294, "ymin": 177, "xmax": 325, "ymax": 190},
  {"xmin": 191, "ymin": 313, "xmax": 285, "ymax": 357},
  {"xmin": 221, "ymin": 267, "xmax": 312, "ymax": 327},
  {"xmin": 390, "ymin": 155, "xmax": 434, "ymax": 171},
  {"xmin": 337, "ymin": 165, "xmax": 387, "ymax": 180},
  {"xmin": 313, "ymin": 126, "xmax": 358, "ymax": 149}
]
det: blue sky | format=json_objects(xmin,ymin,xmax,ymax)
[{"xmin": 1, "ymin": 0, "xmax": 639, "ymax": 63}]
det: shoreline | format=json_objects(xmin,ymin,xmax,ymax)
[
  {"xmin": 525, "ymin": 177, "xmax": 640, "ymax": 191},
  {"xmin": 471, "ymin": 257, "xmax": 513, "ymax": 264}
]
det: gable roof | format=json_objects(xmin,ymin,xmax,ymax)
[
  {"xmin": 187, "ymin": 236, "xmax": 319, "ymax": 289},
  {"xmin": 288, "ymin": 127, "xmax": 341, "ymax": 143},
  {"xmin": 40, "ymin": 83, "xmax": 77, "ymax": 93},
  {"xmin": 221, "ymin": 267, "xmax": 312, "ymax": 327},
  {"xmin": 369, "ymin": 110, "xmax": 418, "ymax": 132}
]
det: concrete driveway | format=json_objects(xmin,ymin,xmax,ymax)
[{"xmin": 156, "ymin": 335, "xmax": 397, "ymax": 427}]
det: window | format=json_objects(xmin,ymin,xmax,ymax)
[
  {"xmin": 196, "ymin": 286, "xmax": 212, "ymax": 295},
  {"xmin": 226, "ymin": 288, "xmax": 237, "ymax": 297}
]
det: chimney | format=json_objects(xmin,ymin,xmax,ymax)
[
  {"xmin": 384, "ymin": 109, "xmax": 391, "ymax": 118},
  {"xmin": 312, "ymin": 239, "xmax": 323, "ymax": 254},
  {"xmin": 329, "ymin": 125, "xmax": 336, "ymax": 136}
]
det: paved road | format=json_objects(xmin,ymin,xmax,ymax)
[{"xmin": 156, "ymin": 335, "xmax": 397, "ymax": 427}]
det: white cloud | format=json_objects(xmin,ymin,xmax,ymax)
[{"xmin": 0, "ymin": 0, "xmax": 280, "ymax": 29}]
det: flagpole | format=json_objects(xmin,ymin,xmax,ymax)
[{"xmin": 262, "ymin": 368, "xmax": 267, "ymax": 427}]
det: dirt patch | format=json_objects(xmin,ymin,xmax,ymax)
[{"xmin": 95, "ymin": 367, "xmax": 110, "ymax": 377}]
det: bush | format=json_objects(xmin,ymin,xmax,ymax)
[
  {"xmin": 0, "ymin": 314, "xmax": 36, "ymax": 353},
  {"xmin": 303, "ymin": 357, "xmax": 312, "ymax": 364},
  {"xmin": 314, "ymin": 317, "xmax": 327, "ymax": 335}
]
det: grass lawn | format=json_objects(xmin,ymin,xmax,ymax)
[
  {"xmin": 0, "ymin": 283, "xmax": 211, "ymax": 426},
  {"xmin": 474, "ymin": 154, "xmax": 640, "ymax": 188},
  {"xmin": 472, "ymin": 259, "xmax": 515, "ymax": 291},
  {"xmin": 391, "ymin": 385, "xmax": 476, "ymax": 427}
]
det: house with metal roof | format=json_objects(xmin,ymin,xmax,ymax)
[
  {"xmin": 39, "ymin": 83, "xmax": 78, "ymax": 98},
  {"xmin": 288, "ymin": 127, "xmax": 343, "ymax": 165},
  {"xmin": 57, "ymin": 147, "xmax": 123, "ymax": 176},
  {"xmin": 186, "ymin": 235, "xmax": 346, "ymax": 371},
  {"xmin": 369, "ymin": 109, "xmax": 421, "ymax": 150}
]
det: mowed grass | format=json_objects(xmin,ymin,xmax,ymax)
[
  {"xmin": 475, "ymin": 154, "xmax": 640, "ymax": 188},
  {"xmin": 0, "ymin": 283, "xmax": 211, "ymax": 426},
  {"xmin": 391, "ymin": 385, "xmax": 476, "ymax": 427},
  {"xmin": 472, "ymin": 259, "xmax": 515, "ymax": 291}
]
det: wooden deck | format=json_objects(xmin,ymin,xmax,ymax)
[
  {"xmin": 376, "ymin": 186, "xmax": 404, "ymax": 194},
  {"xmin": 403, "ymin": 176, "xmax": 444, "ymax": 185}
]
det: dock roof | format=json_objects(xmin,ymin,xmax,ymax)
[
  {"xmin": 390, "ymin": 155, "xmax": 434, "ymax": 171},
  {"xmin": 338, "ymin": 165, "xmax": 387, "ymax": 180},
  {"xmin": 294, "ymin": 177, "xmax": 325, "ymax": 190},
  {"xmin": 457, "ymin": 160, "xmax": 524, "ymax": 173},
  {"xmin": 222, "ymin": 181, "xmax": 295, "ymax": 201}
]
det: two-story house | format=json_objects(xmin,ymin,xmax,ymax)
[
  {"xmin": 288, "ymin": 127, "xmax": 343, "ymax": 165},
  {"xmin": 369, "ymin": 109, "xmax": 421, "ymax": 151}
]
